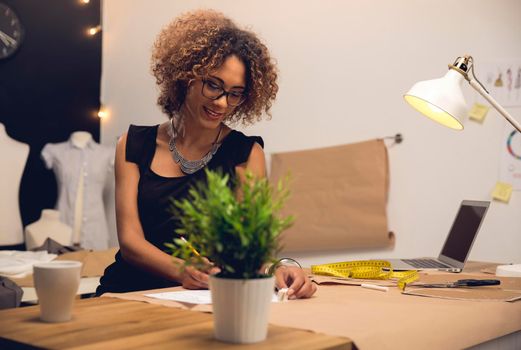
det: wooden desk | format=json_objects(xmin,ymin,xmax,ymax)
[
  {"xmin": 0, "ymin": 297, "xmax": 352, "ymax": 350},
  {"xmin": 2, "ymin": 262, "xmax": 520, "ymax": 349}
]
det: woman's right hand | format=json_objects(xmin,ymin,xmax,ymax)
[{"xmin": 179, "ymin": 258, "xmax": 221, "ymax": 289}]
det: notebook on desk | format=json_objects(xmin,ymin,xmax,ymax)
[{"xmin": 386, "ymin": 200, "xmax": 490, "ymax": 271}]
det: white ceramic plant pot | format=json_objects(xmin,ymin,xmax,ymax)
[{"xmin": 209, "ymin": 275, "xmax": 275, "ymax": 343}]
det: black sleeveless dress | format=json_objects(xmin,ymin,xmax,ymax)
[{"xmin": 96, "ymin": 124, "xmax": 263, "ymax": 295}]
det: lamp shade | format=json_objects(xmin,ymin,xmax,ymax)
[{"xmin": 404, "ymin": 69, "xmax": 467, "ymax": 130}]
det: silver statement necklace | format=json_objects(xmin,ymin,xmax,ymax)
[{"xmin": 168, "ymin": 117, "xmax": 223, "ymax": 175}]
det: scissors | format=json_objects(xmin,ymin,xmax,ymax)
[{"xmin": 409, "ymin": 279, "xmax": 500, "ymax": 288}]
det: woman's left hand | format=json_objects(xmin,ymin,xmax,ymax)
[{"xmin": 274, "ymin": 266, "xmax": 317, "ymax": 299}]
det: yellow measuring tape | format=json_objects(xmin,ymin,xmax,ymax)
[{"xmin": 311, "ymin": 260, "xmax": 418, "ymax": 290}]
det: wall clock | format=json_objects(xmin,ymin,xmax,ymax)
[{"xmin": 0, "ymin": 2, "xmax": 24, "ymax": 60}]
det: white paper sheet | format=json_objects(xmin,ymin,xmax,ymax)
[{"xmin": 144, "ymin": 290, "xmax": 280, "ymax": 304}]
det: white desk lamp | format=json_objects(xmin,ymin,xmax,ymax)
[
  {"xmin": 405, "ymin": 56, "xmax": 521, "ymax": 277},
  {"xmin": 404, "ymin": 55, "xmax": 521, "ymax": 133}
]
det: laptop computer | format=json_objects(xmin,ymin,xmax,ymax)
[{"xmin": 386, "ymin": 200, "xmax": 490, "ymax": 272}]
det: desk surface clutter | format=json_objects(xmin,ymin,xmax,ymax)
[{"xmin": 1, "ymin": 261, "xmax": 520, "ymax": 350}]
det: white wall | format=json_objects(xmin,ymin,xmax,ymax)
[{"xmin": 101, "ymin": 0, "xmax": 521, "ymax": 266}]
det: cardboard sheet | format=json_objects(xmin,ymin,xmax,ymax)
[
  {"xmin": 10, "ymin": 248, "xmax": 117, "ymax": 287},
  {"xmin": 403, "ymin": 272, "xmax": 521, "ymax": 302},
  {"xmin": 103, "ymin": 271, "xmax": 521, "ymax": 350},
  {"xmin": 403, "ymin": 287, "xmax": 521, "ymax": 302},
  {"xmin": 267, "ymin": 280, "xmax": 521, "ymax": 350},
  {"xmin": 311, "ymin": 275, "xmax": 397, "ymax": 287},
  {"xmin": 57, "ymin": 248, "xmax": 118, "ymax": 277},
  {"xmin": 311, "ymin": 268, "xmax": 521, "ymax": 302},
  {"xmin": 270, "ymin": 139, "xmax": 394, "ymax": 252}
]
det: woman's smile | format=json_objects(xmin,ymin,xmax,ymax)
[{"xmin": 203, "ymin": 106, "xmax": 224, "ymax": 120}]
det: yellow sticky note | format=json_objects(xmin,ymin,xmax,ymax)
[
  {"xmin": 468, "ymin": 103, "xmax": 490, "ymax": 123},
  {"xmin": 492, "ymin": 182, "xmax": 513, "ymax": 203}
]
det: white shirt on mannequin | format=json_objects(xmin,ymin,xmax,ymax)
[
  {"xmin": 25, "ymin": 209, "xmax": 73, "ymax": 250},
  {"xmin": 71, "ymin": 131, "xmax": 91, "ymax": 245},
  {"xmin": 41, "ymin": 131, "xmax": 114, "ymax": 250},
  {"xmin": 0, "ymin": 123, "xmax": 29, "ymax": 246}
]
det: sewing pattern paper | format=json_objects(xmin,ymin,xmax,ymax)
[{"xmin": 475, "ymin": 61, "xmax": 521, "ymax": 108}]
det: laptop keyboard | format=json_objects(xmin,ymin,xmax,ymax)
[{"xmin": 402, "ymin": 259, "xmax": 451, "ymax": 269}]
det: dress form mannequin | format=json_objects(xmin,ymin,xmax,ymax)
[
  {"xmin": 25, "ymin": 209, "xmax": 73, "ymax": 250},
  {"xmin": 41, "ymin": 131, "xmax": 113, "ymax": 250},
  {"xmin": 70, "ymin": 131, "xmax": 92, "ymax": 245},
  {"xmin": 70, "ymin": 131, "xmax": 92, "ymax": 149},
  {"xmin": 0, "ymin": 123, "xmax": 30, "ymax": 246}
]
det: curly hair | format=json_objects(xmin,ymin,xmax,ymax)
[{"xmin": 151, "ymin": 9, "xmax": 278, "ymax": 125}]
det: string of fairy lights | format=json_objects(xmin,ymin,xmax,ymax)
[{"xmin": 80, "ymin": 0, "xmax": 107, "ymax": 120}]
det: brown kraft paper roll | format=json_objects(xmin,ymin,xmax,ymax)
[{"xmin": 270, "ymin": 139, "xmax": 395, "ymax": 252}]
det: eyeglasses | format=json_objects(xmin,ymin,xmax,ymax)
[{"xmin": 201, "ymin": 79, "xmax": 246, "ymax": 107}]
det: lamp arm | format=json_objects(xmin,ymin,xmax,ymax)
[{"xmin": 468, "ymin": 78, "xmax": 521, "ymax": 133}]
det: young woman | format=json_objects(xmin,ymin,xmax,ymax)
[{"xmin": 97, "ymin": 9, "xmax": 316, "ymax": 299}]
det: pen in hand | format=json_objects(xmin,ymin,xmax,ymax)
[
  {"xmin": 180, "ymin": 236, "xmax": 201, "ymax": 257},
  {"xmin": 180, "ymin": 237, "xmax": 220, "ymax": 276}
]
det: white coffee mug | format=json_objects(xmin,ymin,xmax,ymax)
[{"xmin": 33, "ymin": 260, "xmax": 82, "ymax": 322}]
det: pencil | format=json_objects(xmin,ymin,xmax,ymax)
[{"xmin": 180, "ymin": 236, "xmax": 201, "ymax": 257}]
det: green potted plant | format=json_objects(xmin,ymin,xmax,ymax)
[{"xmin": 167, "ymin": 169, "xmax": 293, "ymax": 343}]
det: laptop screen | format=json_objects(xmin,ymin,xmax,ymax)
[{"xmin": 440, "ymin": 201, "xmax": 489, "ymax": 263}]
